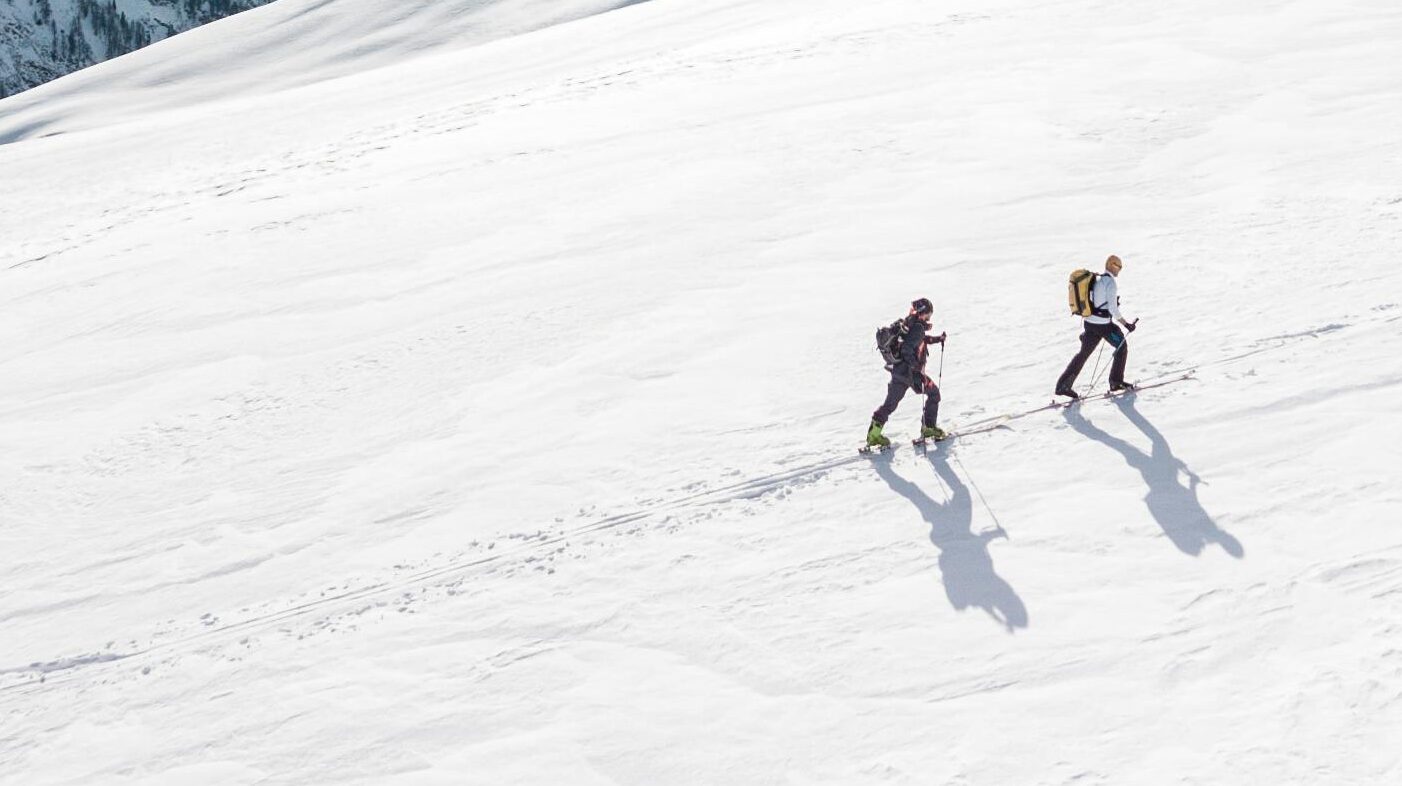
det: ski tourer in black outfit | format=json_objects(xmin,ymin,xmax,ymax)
[{"xmin": 866, "ymin": 298, "xmax": 946, "ymax": 448}]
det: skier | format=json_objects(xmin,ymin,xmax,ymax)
[
  {"xmin": 865, "ymin": 297, "xmax": 947, "ymax": 448},
  {"xmin": 1055, "ymin": 254, "xmax": 1138, "ymax": 399}
]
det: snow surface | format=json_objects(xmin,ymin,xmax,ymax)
[
  {"xmin": 0, "ymin": 1, "xmax": 278, "ymax": 98},
  {"xmin": 3, "ymin": 0, "xmax": 1402, "ymax": 783}
]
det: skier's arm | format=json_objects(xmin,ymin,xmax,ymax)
[
  {"xmin": 1103, "ymin": 277, "xmax": 1130, "ymax": 325},
  {"xmin": 901, "ymin": 321, "xmax": 927, "ymax": 372},
  {"xmin": 1108, "ymin": 298, "xmax": 1127, "ymax": 324}
]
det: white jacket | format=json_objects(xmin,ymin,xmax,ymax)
[{"xmin": 1085, "ymin": 274, "xmax": 1125, "ymax": 326}]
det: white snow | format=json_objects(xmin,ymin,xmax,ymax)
[{"xmin": 3, "ymin": 0, "xmax": 1402, "ymax": 783}]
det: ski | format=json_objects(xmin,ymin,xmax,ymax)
[
  {"xmin": 1043, "ymin": 371, "xmax": 1196, "ymax": 411},
  {"xmin": 859, "ymin": 416, "xmax": 1014, "ymax": 455},
  {"xmin": 858, "ymin": 372, "xmax": 1193, "ymax": 455},
  {"xmin": 913, "ymin": 415, "xmax": 1014, "ymax": 449},
  {"xmin": 969, "ymin": 371, "xmax": 1197, "ymax": 425}
]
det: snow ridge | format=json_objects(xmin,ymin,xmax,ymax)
[{"xmin": 0, "ymin": 0, "xmax": 274, "ymax": 98}]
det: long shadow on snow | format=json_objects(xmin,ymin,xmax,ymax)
[
  {"xmin": 873, "ymin": 448, "xmax": 1028, "ymax": 632},
  {"xmin": 1062, "ymin": 396, "xmax": 1244, "ymax": 558}
]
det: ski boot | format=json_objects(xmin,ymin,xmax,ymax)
[
  {"xmin": 912, "ymin": 424, "xmax": 947, "ymax": 451},
  {"xmin": 1055, "ymin": 386, "xmax": 1080, "ymax": 400},
  {"xmin": 1109, "ymin": 381, "xmax": 1137, "ymax": 393},
  {"xmin": 861, "ymin": 419, "xmax": 891, "ymax": 453}
]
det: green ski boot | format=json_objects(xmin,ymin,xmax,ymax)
[
  {"xmin": 865, "ymin": 419, "xmax": 891, "ymax": 449},
  {"xmin": 920, "ymin": 424, "xmax": 947, "ymax": 442}
]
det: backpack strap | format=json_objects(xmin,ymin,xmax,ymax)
[{"xmin": 1090, "ymin": 274, "xmax": 1112, "ymax": 318}]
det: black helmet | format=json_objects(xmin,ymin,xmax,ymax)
[{"xmin": 911, "ymin": 297, "xmax": 933, "ymax": 315}]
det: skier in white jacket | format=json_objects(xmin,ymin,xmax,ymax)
[{"xmin": 1056, "ymin": 255, "xmax": 1138, "ymax": 398}]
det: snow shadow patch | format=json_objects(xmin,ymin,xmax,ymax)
[
  {"xmin": 1, "ymin": 651, "xmax": 133, "ymax": 677},
  {"xmin": 1064, "ymin": 398, "xmax": 1244, "ymax": 558},
  {"xmin": 873, "ymin": 450, "xmax": 1028, "ymax": 632},
  {"xmin": 0, "ymin": 116, "xmax": 59, "ymax": 146}
]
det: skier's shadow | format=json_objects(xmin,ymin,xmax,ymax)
[
  {"xmin": 1062, "ymin": 397, "xmax": 1244, "ymax": 558},
  {"xmin": 873, "ymin": 449, "xmax": 1028, "ymax": 632}
]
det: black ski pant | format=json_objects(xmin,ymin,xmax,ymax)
[
  {"xmin": 872, "ymin": 374, "xmax": 940, "ymax": 429},
  {"xmin": 1057, "ymin": 322, "xmax": 1128, "ymax": 392}
]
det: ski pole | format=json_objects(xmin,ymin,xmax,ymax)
[
  {"xmin": 937, "ymin": 337, "xmax": 946, "ymax": 387},
  {"xmin": 1085, "ymin": 343, "xmax": 1107, "ymax": 396},
  {"xmin": 1087, "ymin": 322, "xmax": 1134, "ymax": 393}
]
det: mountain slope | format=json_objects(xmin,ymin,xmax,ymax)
[
  {"xmin": 2, "ymin": 0, "xmax": 1401, "ymax": 783},
  {"xmin": 0, "ymin": 0, "xmax": 276, "ymax": 98},
  {"xmin": 0, "ymin": 0, "xmax": 652, "ymax": 142}
]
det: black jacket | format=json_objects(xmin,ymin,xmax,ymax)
[{"xmin": 894, "ymin": 315, "xmax": 936, "ymax": 390}]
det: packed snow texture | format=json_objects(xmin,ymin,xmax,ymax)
[{"xmin": 2, "ymin": 0, "xmax": 1401, "ymax": 783}]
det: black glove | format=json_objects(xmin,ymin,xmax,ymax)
[
  {"xmin": 1125, "ymin": 319, "xmax": 1138, "ymax": 334},
  {"xmin": 925, "ymin": 332, "xmax": 947, "ymax": 345}
]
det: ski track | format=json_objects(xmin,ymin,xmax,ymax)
[{"xmin": 0, "ymin": 315, "xmax": 1374, "ymax": 699}]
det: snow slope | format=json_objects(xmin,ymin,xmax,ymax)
[
  {"xmin": 0, "ymin": 0, "xmax": 276, "ymax": 99},
  {"xmin": 0, "ymin": 0, "xmax": 649, "ymax": 139},
  {"xmin": 3, "ymin": 0, "xmax": 1402, "ymax": 782}
]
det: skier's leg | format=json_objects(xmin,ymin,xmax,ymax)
[
  {"xmin": 1056, "ymin": 329, "xmax": 1101, "ymax": 392},
  {"xmin": 1106, "ymin": 326, "xmax": 1129, "ymax": 387},
  {"xmin": 871, "ymin": 376, "xmax": 908, "ymax": 425},
  {"xmin": 922, "ymin": 382, "xmax": 941, "ymax": 428},
  {"xmin": 867, "ymin": 376, "xmax": 909, "ymax": 447}
]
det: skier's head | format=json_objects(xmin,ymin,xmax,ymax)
[
  {"xmin": 1105, "ymin": 255, "xmax": 1123, "ymax": 276},
  {"xmin": 910, "ymin": 297, "xmax": 934, "ymax": 322}
]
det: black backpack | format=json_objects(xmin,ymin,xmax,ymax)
[{"xmin": 875, "ymin": 318, "xmax": 908, "ymax": 369}]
